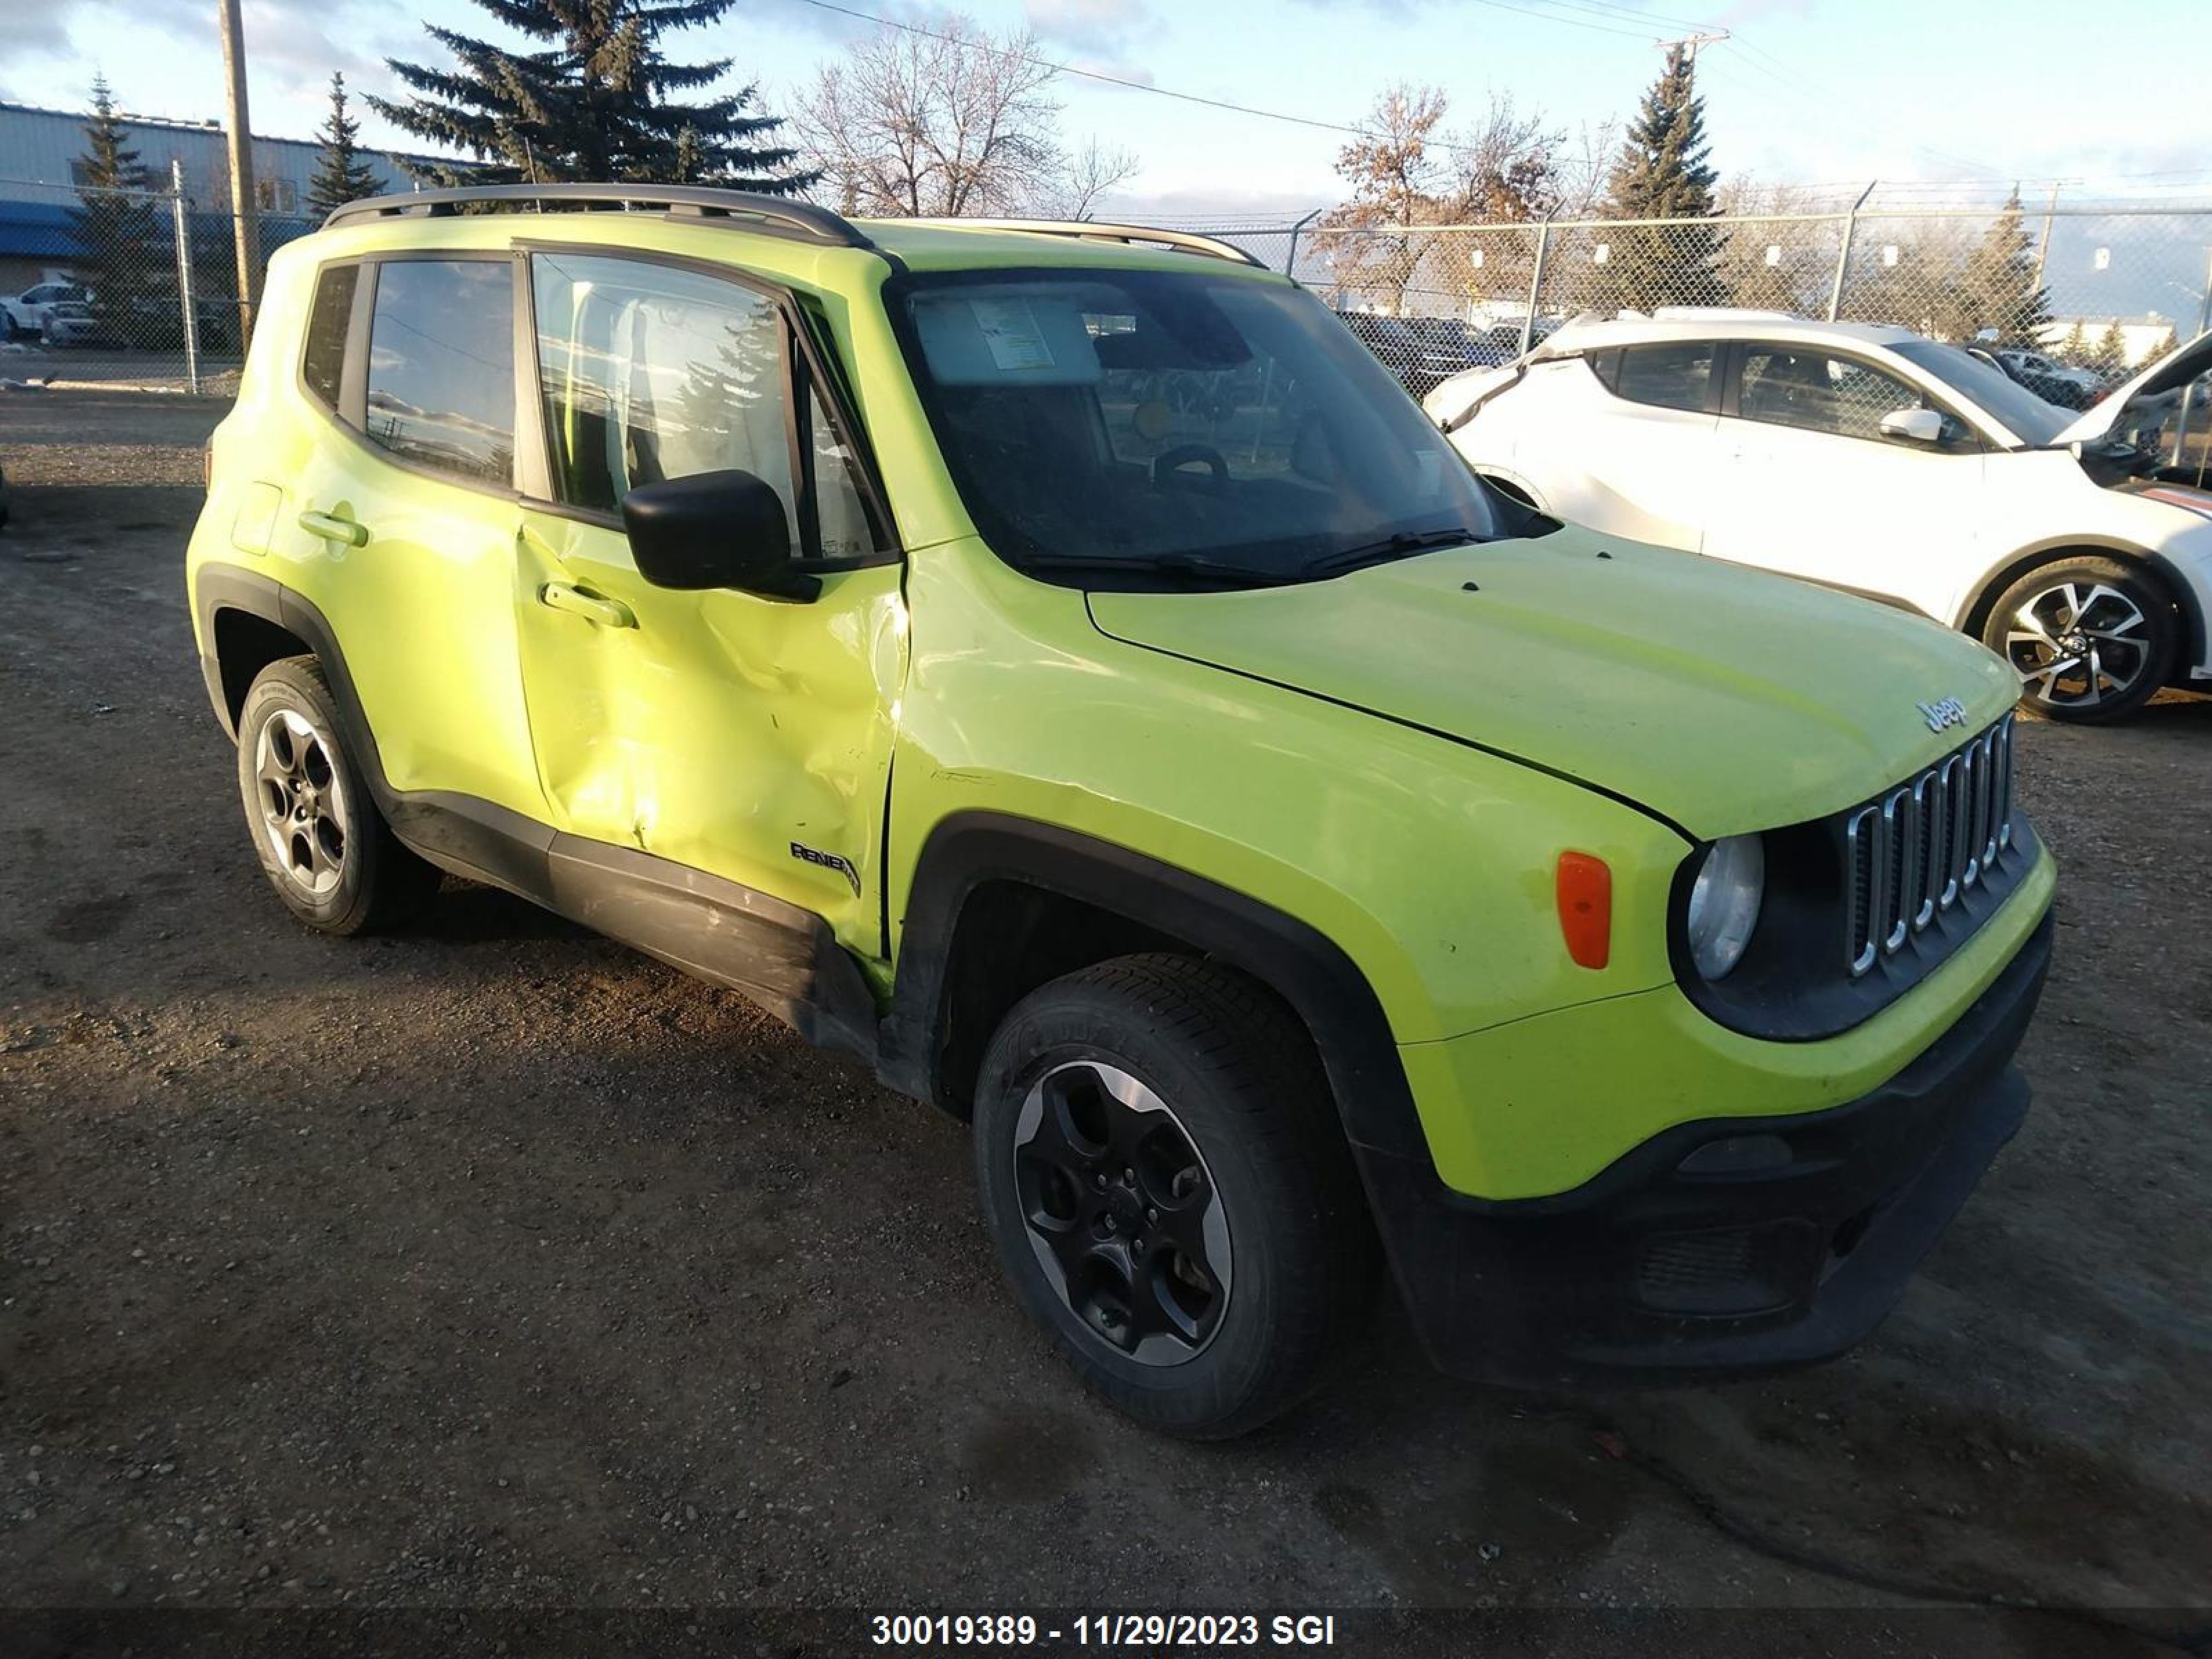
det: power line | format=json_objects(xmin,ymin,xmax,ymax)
[
  {"xmin": 787, "ymin": 0, "xmax": 2212, "ymax": 207},
  {"xmin": 1503, "ymin": 0, "xmax": 1723, "ymax": 32},
  {"xmin": 789, "ymin": 0, "xmax": 1368, "ymax": 139},
  {"xmin": 785, "ymin": 0, "xmax": 1655, "ymax": 156},
  {"xmin": 1695, "ymin": 48, "xmax": 2007, "ymax": 180},
  {"xmin": 1450, "ymin": 0, "xmax": 1653, "ymax": 41}
]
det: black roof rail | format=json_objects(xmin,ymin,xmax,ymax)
[
  {"xmin": 322, "ymin": 184, "xmax": 874, "ymax": 250},
  {"xmin": 906, "ymin": 218, "xmax": 1264, "ymax": 268}
]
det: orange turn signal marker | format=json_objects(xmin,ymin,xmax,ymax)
[{"xmin": 1555, "ymin": 852, "xmax": 1612, "ymax": 970}]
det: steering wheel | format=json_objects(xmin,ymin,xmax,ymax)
[{"xmin": 1151, "ymin": 444, "xmax": 1230, "ymax": 495}]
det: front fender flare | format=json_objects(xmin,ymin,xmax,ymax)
[{"xmin": 879, "ymin": 810, "xmax": 1430, "ymax": 1167}]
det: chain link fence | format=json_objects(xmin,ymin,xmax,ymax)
[
  {"xmin": 1180, "ymin": 203, "xmax": 2212, "ymax": 478},
  {"xmin": 0, "ymin": 174, "xmax": 316, "ymax": 393},
  {"xmin": 5, "ymin": 177, "xmax": 2209, "ymax": 473}
]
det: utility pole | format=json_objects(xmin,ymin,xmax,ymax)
[
  {"xmin": 2032, "ymin": 179, "xmax": 2062, "ymax": 288},
  {"xmin": 217, "ymin": 0, "xmax": 260, "ymax": 349},
  {"xmin": 1655, "ymin": 29, "xmax": 1730, "ymax": 64}
]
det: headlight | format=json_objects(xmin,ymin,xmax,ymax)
[{"xmin": 1686, "ymin": 834, "xmax": 1765, "ymax": 980}]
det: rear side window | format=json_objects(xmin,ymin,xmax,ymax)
[
  {"xmin": 300, "ymin": 264, "xmax": 356, "ymax": 410},
  {"xmin": 363, "ymin": 260, "xmax": 515, "ymax": 486},
  {"xmin": 1594, "ymin": 341, "xmax": 1715, "ymax": 412}
]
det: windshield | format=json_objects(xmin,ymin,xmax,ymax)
[
  {"xmin": 892, "ymin": 268, "xmax": 1499, "ymax": 585},
  {"xmin": 1888, "ymin": 339, "xmax": 2071, "ymax": 447}
]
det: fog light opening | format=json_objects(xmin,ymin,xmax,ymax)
[{"xmin": 1676, "ymin": 1132, "xmax": 1794, "ymax": 1177}]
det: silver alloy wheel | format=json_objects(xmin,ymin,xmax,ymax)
[
  {"xmin": 252, "ymin": 706, "xmax": 350, "ymax": 897},
  {"xmin": 1011, "ymin": 1060, "xmax": 1232, "ymax": 1367},
  {"xmin": 2004, "ymin": 580, "xmax": 2152, "ymax": 709}
]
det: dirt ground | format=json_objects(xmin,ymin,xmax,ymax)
[{"xmin": 2, "ymin": 390, "xmax": 2209, "ymax": 1656}]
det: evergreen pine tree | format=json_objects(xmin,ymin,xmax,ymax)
[
  {"xmin": 368, "ymin": 0, "xmax": 811, "ymax": 191},
  {"xmin": 2092, "ymin": 320, "xmax": 2128, "ymax": 376},
  {"xmin": 68, "ymin": 77, "xmax": 171, "ymax": 347},
  {"xmin": 1947, "ymin": 190, "xmax": 2054, "ymax": 346},
  {"xmin": 306, "ymin": 74, "xmax": 384, "ymax": 218},
  {"xmin": 1600, "ymin": 45, "xmax": 1725, "ymax": 310}
]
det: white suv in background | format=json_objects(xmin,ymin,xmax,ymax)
[
  {"xmin": 0, "ymin": 281, "xmax": 89, "ymax": 342},
  {"xmin": 1426, "ymin": 312, "xmax": 2212, "ymax": 722}
]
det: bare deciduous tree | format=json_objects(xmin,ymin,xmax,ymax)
[
  {"xmin": 1436, "ymin": 94, "xmax": 1564, "ymax": 222},
  {"xmin": 1317, "ymin": 84, "xmax": 1565, "ymax": 315},
  {"xmin": 1550, "ymin": 118, "xmax": 1620, "ymax": 221},
  {"xmin": 792, "ymin": 16, "xmax": 1136, "ymax": 219},
  {"xmin": 1047, "ymin": 135, "xmax": 1142, "ymax": 221}
]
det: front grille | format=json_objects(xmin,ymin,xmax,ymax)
[{"xmin": 1843, "ymin": 715, "xmax": 2016, "ymax": 977}]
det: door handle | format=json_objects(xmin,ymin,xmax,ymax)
[
  {"xmin": 538, "ymin": 581, "xmax": 636, "ymax": 629},
  {"xmin": 297, "ymin": 509, "xmax": 368, "ymax": 547}
]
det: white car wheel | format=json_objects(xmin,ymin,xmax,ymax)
[{"xmin": 1984, "ymin": 556, "xmax": 2175, "ymax": 724}]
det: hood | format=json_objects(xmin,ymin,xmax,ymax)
[
  {"xmin": 2054, "ymin": 328, "xmax": 2212, "ymax": 447},
  {"xmin": 1086, "ymin": 527, "xmax": 2019, "ymax": 839},
  {"xmin": 1422, "ymin": 364, "xmax": 1519, "ymax": 432}
]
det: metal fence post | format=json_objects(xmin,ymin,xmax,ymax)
[
  {"xmin": 1518, "ymin": 212, "xmax": 1557, "ymax": 357},
  {"xmin": 2172, "ymin": 245, "xmax": 2212, "ymax": 473},
  {"xmin": 1826, "ymin": 180, "xmax": 1877, "ymax": 323},
  {"xmin": 169, "ymin": 159, "xmax": 200, "ymax": 395},
  {"xmin": 1282, "ymin": 207, "xmax": 1320, "ymax": 277}
]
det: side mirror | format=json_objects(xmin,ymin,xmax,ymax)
[
  {"xmin": 1878, "ymin": 406, "xmax": 1948, "ymax": 446},
  {"xmin": 620, "ymin": 469, "xmax": 818, "ymax": 601}
]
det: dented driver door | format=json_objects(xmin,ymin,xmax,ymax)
[{"xmin": 509, "ymin": 247, "xmax": 906, "ymax": 959}]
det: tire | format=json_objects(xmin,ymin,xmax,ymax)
[
  {"xmin": 973, "ymin": 954, "xmax": 1380, "ymax": 1439},
  {"xmin": 234, "ymin": 655, "xmax": 440, "ymax": 935},
  {"xmin": 1980, "ymin": 555, "xmax": 2177, "ymax": 724}
]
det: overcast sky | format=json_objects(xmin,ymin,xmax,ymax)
[{"xmin": 6, "ymin": 0, "xmax": 2210, "ymax": 218}]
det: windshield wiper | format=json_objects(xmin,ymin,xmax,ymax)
[
  {"xmin": 1015, "ymin": 552, "xmax": 1300, "ymax": 587},
  {"xmin": 1298, "ymin": 527, "xmax": 1481, "ymax": 581}
]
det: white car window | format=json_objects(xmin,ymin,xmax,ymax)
[
  {"xmin": 1738, "ymin": 348, "xmax": 1927, "ymax": 442},
  {"xmin": 1591, "ymin": 341, "xmax": 1716, "ymax": 413}
]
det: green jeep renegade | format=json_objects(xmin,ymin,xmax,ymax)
[{"xmin": 187, "ymin": 185, "xmax": 2056, "ymax": 1438}]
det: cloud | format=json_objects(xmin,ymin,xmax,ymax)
[
  {"xmin": 7, "ymin": 0, "xmax": 411, "ymax": 109},
  {"xmin": 1024, "ymin": 0, "xmax": 1155, "ymax": 57}
]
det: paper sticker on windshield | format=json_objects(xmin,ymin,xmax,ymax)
[{"xmin": 971, "ymin": 297, "xmax": 1056, "ymax": 371}]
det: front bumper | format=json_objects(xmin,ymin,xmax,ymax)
[{"xmin": 1363, "ymin": 907, "xmax": 2052, "ymax": 1389}]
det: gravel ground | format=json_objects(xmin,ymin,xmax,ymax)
[{"xmin": 2, "ymin": 390, "xmax": 2209, "ymax": 1656}]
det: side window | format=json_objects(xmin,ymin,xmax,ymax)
[
  {"xmin": 1739, "ymin": 348, "xmax": 1926, "ymax": 442},
  {"xmin": 300, "ymin": 264, "xmax": 357, "ymax": 410},
  {"xmin": 1605, "ymin": 341, "xmax": 1716, "ymax": 412},
  {"xmin": 805, "ymin": 384, "xmax": 875, "ymax": 559},
  {"xmin": 363, "ymin": 260, "xmax": 515, "ymax": 485},
  {"xmin": 529, "ymin": 252, "xmax": 879, "ymax": 559}
]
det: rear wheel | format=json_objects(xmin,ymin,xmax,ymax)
[
  {"xmin": 1981, "ymin": 555, "xmax": 2176, "ymax": 724},
  {"xmin": 973, "ymin": 955, "xmax": 1379, "ymax": 1439},
  {"xmin": 234, "ymin": 656, "xmax": 440, "ymax": 935}
]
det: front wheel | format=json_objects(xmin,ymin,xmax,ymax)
[
  {"xmin": 1982, "ymin": 556, "xmax": 2176, "ymax": 724},
  {"xmin": 973, "ymin": 955, "xmax": 1380, "ymax": 1439}
]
